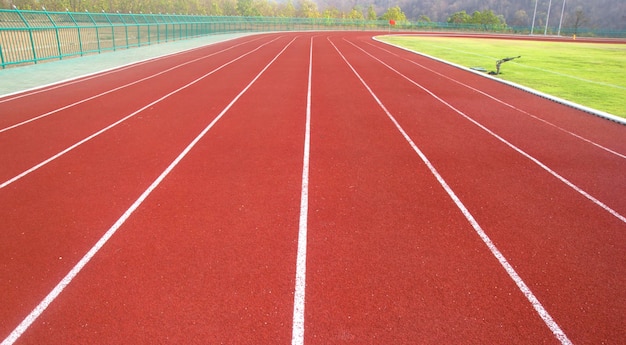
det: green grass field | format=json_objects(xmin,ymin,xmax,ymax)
[{"xmin": 378, "ymin": 36, "xmax": 626, "ymax": 118}]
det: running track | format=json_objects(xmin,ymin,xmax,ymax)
[{"xmin": 1, "ymin": 32, "xmax": 625, "ymax": 344}]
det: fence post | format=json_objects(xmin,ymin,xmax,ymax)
[
  {"xmin": 179, "ymin": 14, "xmax": 184, "ymax": 39},
  {"xmin": 170, "ymin": 14, "xmax": 180, "ymax": 40},
  {"xmin": 14, "ymin": 8, "xmax": 38, "ymax": 64},
  {"xmin": 186, "ymin": 15, "xmax": 191, "ymax": 38},
  {"xmin": 163, "ymin": 13, "xmax": 170, "ymax": 42},
  {"xmin": 141, "ymin": 12, "xmax": 151, "ymax": 45},
  {"xmin": 0, "ymin": 44, "xmax": 5, "ymax": 69},
  {"xmin": 121, "ymin": 12, "xmax": 130, "ymax": 48},
  {"xmin": 154, "ymin": 13, "xmax": 161, "ymax": 43},
  {"xmin": 103, "ymin": 11, "xmax": 116, "ymax": 51},
  {"xmin": 176, "ymin": 14, "xmax": 184, "ymax": 39},
  {"xmin": 167, "ymin": 13, "xmax": 173, "ymax": 40},
  {"xmin": 175, "ymin": 14, "xmax": 181, "ymax": 40},
  {"xmin": 128, "ymin": 12, "xmax": 140, "ymax": 47},
  {"xmin": 66, "ymin": 10, "xmax": 84, "ymax": 56},
  {"xmin": 42, "ymin": 7, "xmax": 63, "ymax": 59},
  {"xmin": 179, "ymin": 14, "xmax": 185, "ymax": 39},
  {"xmin": 85, "ymin": 10, "xmax": 102, "ymax": 54}
]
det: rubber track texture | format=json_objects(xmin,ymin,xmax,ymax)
[{"xmin": 0, "ymin": 32, "xmax": 624, "ymax": 344}]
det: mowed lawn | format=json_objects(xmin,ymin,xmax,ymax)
[{"xmin": 378, "ymin": 36, "xmax": 626, "ymax": 118}]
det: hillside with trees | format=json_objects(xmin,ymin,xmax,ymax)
[
  {"xmin": 322, "ymin": 0, "xmax": 625, "ymax": 31},
  {"xmin": 2, "ymin": 0, "xmax": 624, "ymax": 31}
]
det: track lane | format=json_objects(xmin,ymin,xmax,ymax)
[
  {"xmin": 303, "ymin": 34, "xmax": 564, "ymax": 344},
  {"xmin": 369, "ymin": 35, "xmax": 626, "ymax": 155},
  {"xmin": 0, "ymin": 36, "xmax": 281, "ymax": 185},
  {"xmin": 0, "ymin": 35, "xmax": 267, "ymax": 127},
  {"xmin": 1, "ymin": 32, "xmax": 624, "ymax": 344},
  {"xmin": 0, "ymin": 36, "xmax": 267, "ymax": 132},
  {"xmin": 5, "ymin": 34, "xmax": 308, "ymax": 345},
  {"xmin": 0, "ymin": 35, "xmax": 297, "ymax": 342},
  {"xmin": 336, "ymin": 33, "xmax": 625, "ymax": 343},
  {"xmin": 352, "ymin": 36, "xmax": 626, "ymax": 216},
  {"xmin": 0, "ymin": 36, "xmax": 280, "ymax": 188}
]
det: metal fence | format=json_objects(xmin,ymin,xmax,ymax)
[
  {"xmin": 0, "ymin": 10, "xmax": 251, "ymax": 68},
  {"xmin": 0, "ymin": 9, "xmax": 412, "ymax": 68},
  {"xmin": 1, "ymin": 8, "xmax": 623, "ymax": 69}
]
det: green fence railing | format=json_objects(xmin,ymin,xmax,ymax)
[
  {"xmin": 1, "ymin": 9, "xmax": 415, "ymax": 68},
  {"xmin": 0, "ymin": 10, "xmax": 380, "ymax": 68},
  {"xmin": 0, "ymin": 10, "xmax": 239, "ymax": 68},
  {"xmin": 1, "ymin": 8, "xmax": 623, "ymax": 69}
]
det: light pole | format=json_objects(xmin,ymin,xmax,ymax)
[
  {"xmin": 544, "ymin": 0, "xmax": 553, "ymax": 35},
  {"xmin": 531, "ymin": 0, "xmax": 539, "ymax": 35},
  {"xmin": 557, "ymin": 0, "xmax": 567, "ymax": 36}
]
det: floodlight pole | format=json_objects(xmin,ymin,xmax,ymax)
[
  {"xmin": 557, "ymin": 0, "xmax": 566, "ymax": 36},
  {"xmin": 530, "ymin": 0, "xmax": 539, "ymax": 35},
  {"xmin": 544, "ymin": 0, "xmax": 553, "ymax": 35}
]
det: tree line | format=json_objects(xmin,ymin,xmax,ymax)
[
  {"xmin": 2, "ymin": 0, "xmax": 400, "ymax": 21},
  {"xmin": 3, "ymin": 0, "xmax": 624, "ymax": 30},
  {"xmin": 0, "ymin": 0, "xmax": 494, "ymax": 26},
  {"xmin": 353, "ymin": 0, "xmax": 624, "ymax": 31},
  {"xmin": 447, "ymin": 9, "xmax": 505, "ymax": 27}
]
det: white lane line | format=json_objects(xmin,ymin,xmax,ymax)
[
  {"xmin": 0, "ymin": 35, "xmax": 261, "ymax": 104},
  {"xmin": 0, "ymin": 36, "xmax": 266, "ymax": 133},
  {"xmin": 291, "ymin": 36, "xmax": 313, "ymax": 345},
  {"xmin": 347, "ymin": 38, "xmax": 626, "ymax": 224},
  {"xmin": 0, "ymin": 36, "xmax": 296, "ymax": 345},
  {"xmin": 365, "ymin": 40, "xmax": 626, "ymax": 160},
  {"xmin": 328, "ymin": 37, "xmax": 574, "ymax": 345},
  {"xmin": 0, "ymin": 37, "xmax": 281, "ymax": 190}
]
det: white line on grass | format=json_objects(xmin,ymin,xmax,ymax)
[
  {"xmin": 0, "ymin": 36, "xmax": 296, "ymax": 345},
  {"xmin": 0, "ymin": 37, "xmax": 281, "ymax": 190},
  {"xmin": 348, "ymin": 38, "xmax": 626, "ymax": 224},
  {"xmin": 329, "ymin": 37, "xmax": 574, "ymax": 345},
  {"xmin": 291, "ymin": 36, "xmax": 313, "ymax": 345}
]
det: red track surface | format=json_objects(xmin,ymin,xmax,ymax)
[{"xmin": 1, "ymin": 32, "xmax": 624, "ymax": 344}]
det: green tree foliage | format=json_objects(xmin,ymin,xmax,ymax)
[
  {"xmin": 236, "ymin": 0, "xmax": 255, "ymax": 16},
  {"xmin": 280, "ymin": 0, "xmax": 296, "ymax": 18},
  {"xmin": 366, "ymin": 4, "xmax": 377, "ymax": 20},
  {"xmin": 447, "ymin": 9, "xmax": 506, "ymax": 29},
  {"xmin": 217, "ymin": 0, "xmax": 238, "ymax": 16},
  {"xmin": 511, "ymin": 9, "xmax": 529, "ymax": 27},
  {"xmin": 297, "ymin": 0, "xmax": 319, "ymax": 18},
  {"xmin": 207, "ymin": 1, "xmax": 224, "ymax": 15},
  {"xmin": 417, "ymin": 15, "xmax": 431, "ymax": 23},
  {"xmin": 321, "ymin": 6, "xmax": 340, "ymax": 19},
  {"xmin": 381, "ymin": 5, "xmax": 406, "ymax": 22},
  {"xmin": 4, "ymin": 0, "xmax": 623, "ymax": 31},
  {"xmin": 346, "ymin": 6, "xmax": 364, "ymax": 20},
  {"xmin": 253, "ymin": 0, "xmax": 276, "ymax": 17},
  {"xmin": 470, "ymin": 9, "xmax": 505, "ymax": 26},
  {"xmin": 447, "ymin": 10, "xmax": 471, "ymax": 24}
]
